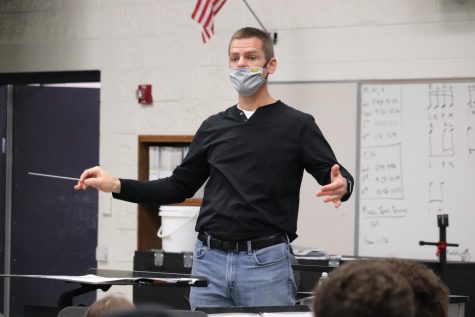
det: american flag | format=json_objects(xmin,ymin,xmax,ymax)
[{"xmin": 191, "ymin": 0, "xmax": 227, "ymax": 43}]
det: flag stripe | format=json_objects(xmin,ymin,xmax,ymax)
[
  {"xmin": 203, "ymin": 26, "xmax": 212, "ymax": 39},
  {"xmin": 192, "ymin": 0, "xmax": 226, "ymax": 44},
  {"xmin": 202, "ymin": 7, "xmax": 214, "ymax": 29},
  {"xmin": 213, "ymin": 0, "xmax": 226, "ymax": 15},
  {"xmin": 203, "ymin": 0, "xmax": 224, "ymax": 33},
  {"xmin": 191, "ymin": 0, "xmax": 203, "ymax": 19},
  {"xmin": 197, "ymin": 0, "xmax": 211, "ymax": 23}
]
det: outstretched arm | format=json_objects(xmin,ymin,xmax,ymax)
[
  {"xmin": 74, "ymin": 166, "xmax": 121, "ymax": 193},
  {"xmin": 315, "ymin": 164, "xmax": 349, "ymax": 208}
]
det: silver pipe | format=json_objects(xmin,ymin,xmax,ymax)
[
  {"xmin": 3, "ymin": 85, "xmax": 14, "ymax": 317},
  {"xmin": 242, "ymin": 0, "xmax": 269, "ymax": 34}
]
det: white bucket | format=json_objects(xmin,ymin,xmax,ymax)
[{"xmin": 157, "ymin": 206, "xmax": 200, "ymax": 252}]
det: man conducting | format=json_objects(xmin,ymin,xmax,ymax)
[{"xmin": 75, "ymin": 27, "xmax": 354, "ymax": 309}]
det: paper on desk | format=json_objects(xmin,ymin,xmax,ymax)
[
  {"xmin": 263, "ymin": 313, "xmax": 313, "ymax": 317},
  {"xmin": 208, "ymin": 313, "xmax": 312, "ymax": 317},
  {"xmin": 292, "ymin": 248, "xmax": 327, "ymax": 257},
  {"xmin": 208, "ymin": 313, "xmax": 260, "ymax": 317}
]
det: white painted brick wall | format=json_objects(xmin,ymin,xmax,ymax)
[{"xmin": 1, "ymin": 0, "xmax": 475, "ymax": 300}]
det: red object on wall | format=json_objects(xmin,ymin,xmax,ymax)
[{"xmin": 137, "ymin": 84, "xmax": 153, "ymax": 105}]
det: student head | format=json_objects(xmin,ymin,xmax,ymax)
[
  {"xmin": 384, "ymin": 258, "xmax": 449, "ymax": 317},
  {"xmin": 313, "ymin": 261, "xmax": 415, "ymax": 317},
  {"xmin": 85, "ymin": 294, "xmax": 135, "ymax": 317},
  {"xmin": 109, "ymin": 304, "xmax": 174, "ymax": 317}
]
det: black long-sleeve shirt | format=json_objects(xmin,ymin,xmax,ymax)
[{"xmin": 114, "ymin": 100, "xmax": 354, "ymax": 241}]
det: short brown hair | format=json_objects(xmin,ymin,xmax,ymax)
[
  {"xmin": 384, "ymin": 259, "xmax": 449, "ymax": 317},
  {"xmin": 313, "ymin": 261, "xmax": 415, "ymax": 317},
  {"xmin": 229, "ymin": 27, "xmax": 274, "ymax": 61},
  {"xmin": 85, "ymin": 294, "xmax": 134, "ymax": 317}
]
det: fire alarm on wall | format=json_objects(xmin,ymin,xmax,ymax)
[{"xmin": 136, "ymin": 84, "xmax": 153, "ymax": 105}]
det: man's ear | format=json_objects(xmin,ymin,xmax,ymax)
[{"xmin": 267, "ymin": 57, "xmax": 277, "ymax": 75}]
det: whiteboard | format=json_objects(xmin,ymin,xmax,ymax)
[{"xmin": 357, "ymin": 80, "xmax": 475, "ymax": 261}]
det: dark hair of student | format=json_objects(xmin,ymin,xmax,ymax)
[
  {"xmin": 383, "ymin": 258, "xmax": 450, "ymax": 317},
  {"xmin": 313, "ymin": 261, "xmax": 416, "ymax": 317}
]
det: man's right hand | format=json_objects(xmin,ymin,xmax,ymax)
[{"xmin": 74, "ymin": 166, "xmax": 121, "ymax": 193}]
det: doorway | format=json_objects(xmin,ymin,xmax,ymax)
[{"xmin": 0, "ymin": 71, "xmax": 100, "ymax": 317}]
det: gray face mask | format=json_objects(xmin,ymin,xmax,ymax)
[{"xmin": 229, "ymin": 63, "xmax": 268, "ymax": 96}]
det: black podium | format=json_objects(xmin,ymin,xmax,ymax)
[{"xmin": 134, "ymin": 250, "xmax": 195, "ymax": 309}]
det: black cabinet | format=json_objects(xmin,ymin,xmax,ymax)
[
  {"xmin": 295, "ymin": 257, "xmax": 474, "ymax": 316},
  {"xmin": 134, "ymin": 251, "xmax": 473, "ymax": 315},
  {"xmin": 133, "ymin": 250, "xmax": 194, "ymax": 309}
]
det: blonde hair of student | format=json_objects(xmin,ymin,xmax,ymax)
[{"xmin": 85, "ymin": 295, "xmax": 134, "ymax": 317}]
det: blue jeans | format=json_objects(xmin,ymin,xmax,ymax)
[{"xmin": 189, "ymin": 239, "xmax": 297, "ymax": 309}]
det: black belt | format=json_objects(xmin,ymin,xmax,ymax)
[{"xmin": 198, "ymin": 232, "xmax": 287, "ymax": 252}]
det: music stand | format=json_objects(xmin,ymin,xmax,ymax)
[
  {"xmin": 0, "ymin": 268, "xmax": 208, "ymax": 309},
  {"xmin": 419, "ymin": 214, "xmax": 459, "ymax": 282}
]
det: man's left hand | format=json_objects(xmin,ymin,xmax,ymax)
[{"xmin": 316, "ymin": 164, "xmax": 347, "ymax": 208}]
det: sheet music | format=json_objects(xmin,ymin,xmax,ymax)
[
  {"xmin": 0, "ymin": 273, "xmax": 200, "ymax": 285},
  {"xmin": 263, "ymin": 313, "xmax": 313, "ymax": 317},
  {"xmin": 208, "ymin": 313, "xmax": 259, "ymax": 317}
]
